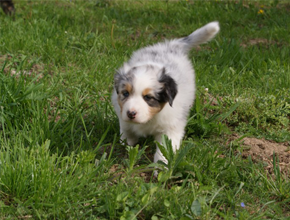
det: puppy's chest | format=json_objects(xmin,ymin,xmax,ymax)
[{"xmin": 130, "ymin": 120, "xmax": 165, "ymax": 137}]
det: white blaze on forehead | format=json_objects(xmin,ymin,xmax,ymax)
[{"xmin": 132, "ymin": 65, "xmax": 161, "ymax": 96}]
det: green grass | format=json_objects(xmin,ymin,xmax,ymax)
[{"xmin": 1, "ymin": 0, "xmax": 290, "ymax": 219}]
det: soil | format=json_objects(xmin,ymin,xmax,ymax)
[
  {"xmin": 240, "ymin": 136, "xmax": 290, "ymax": 175},
  {"xmin": 99, "ymin": 144, "xmax": 155, "ymax": 183},
  {"xmin": 240, "ymin": 38, "xmax": 285, "ymax": 48}
]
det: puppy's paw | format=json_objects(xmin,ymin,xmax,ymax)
[
  {"xmin": 126, "ymin": 138, "xmax": 138, "ymax": 146},
  {"xmin": 120, "ymin": 133, "xmax": 138, "ymax": 146},
  {"xmin": 154, "ymin": 151, "xmax": 168, "ymax": 164},
  {"xmin": 153, "ymin": 170, "xmax": 159, "ymax": 178}
]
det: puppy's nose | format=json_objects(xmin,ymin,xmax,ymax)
[{"xmin": 127, "ymin": 110, "xmax": 137, "ymax": 119}]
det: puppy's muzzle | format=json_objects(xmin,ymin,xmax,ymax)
[{"xmin": 127, "ymin": 110, "xmax": 137, "ymax": 119}]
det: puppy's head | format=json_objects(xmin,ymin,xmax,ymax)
[{"xmin": 114, "ymin": 65, "xmax": 177, "ymax": 124}]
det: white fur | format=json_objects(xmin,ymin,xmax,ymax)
[{"xmin": 112, "ymin": 22, "xmax": 220, "ymax": 166}]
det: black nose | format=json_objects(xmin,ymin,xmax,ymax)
[{"xmin": 127, "ymin": 110, "xmax": 136, "ymax": 119}]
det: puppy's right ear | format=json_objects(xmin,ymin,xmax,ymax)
[{"xmin": 158, "ymin": 68, "xmax": 178, "ymax": 107}]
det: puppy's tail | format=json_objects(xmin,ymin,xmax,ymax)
[{"xmin": 180, "ymin": 21, "xmax": 220, "ymax": 51}]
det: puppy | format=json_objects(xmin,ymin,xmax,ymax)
[{"xmin": 112, "ymin": 21, "xmax": 220, "ymax": 166}]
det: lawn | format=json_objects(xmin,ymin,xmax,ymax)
[{"xmin": 0, "ymin": 0, "xmax": 290, "ymax": 219}]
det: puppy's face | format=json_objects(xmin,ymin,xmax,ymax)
[{"xmin": 114, "ymin": 65, "xmax": 177, "ymax": 124}]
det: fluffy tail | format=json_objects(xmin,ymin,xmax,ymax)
[{"xmin": 181, "ymin": 21, "xmax": 220, "ymax": 50}]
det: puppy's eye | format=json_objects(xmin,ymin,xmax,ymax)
[
  {"xmin": 122, "ymin": 91, "xmax": 129, "ymax": 98},
  {"xmin": 144, "ymin": 95, "xmax": 153, "ymax": 101}
]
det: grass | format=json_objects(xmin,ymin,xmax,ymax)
[{"xmin": 0, "ymin": 0, "xmax": 290, "ymax": 219}]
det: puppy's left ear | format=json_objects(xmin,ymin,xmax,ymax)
[
  {"xmin": 158, "ymin": 68, "xmax": 178, "ymax": 107},
  {"xmin": 114, "ymin": 71, "xmax": 124, "ymax": 94}
]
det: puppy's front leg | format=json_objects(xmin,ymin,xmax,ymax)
[
  {"xmin": 153, "ymin": 133, "xmax": 183, "ymax": 177},
  {"xmin": 154, "ymin": 132, "xmax": 182, "ymax": 163},
  {"xmin": 154, "ymin": 146, "xmax": 168, "ymax": 164},
  {"xmin": 120, "ymin": 125, "xmax": 138, "ymax": 146},
  {"xmin": 154, "ymin": 130, "xmax": 184, "ymax": 163}
]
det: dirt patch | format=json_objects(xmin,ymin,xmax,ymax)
[
  {"xmin": 201, "ymin": 91, "xmax": 222, "ymax": 107},
  {"xmin": 240, "ymin": 38, "xmax": 285, "ymax": 48},
  {"xmin": 275, "ymin": 3, "xmax": 290, "ymax": 12},
  {"xmin": 98, "ymin": 144, "xmax": 155, "ymax": 183},
  {"xmin": 130, "ymin": 30, "xmax": 141, "ymax": 41},
  {"xmin": 240, "ymin": 137, "xmax": 290, "ymax": 174},
  {"xmin": 107, "ymin": 164, "xmax": 154, "ymax": 183},
  {"xmin": 0, "ymin": 54, "xmax": 47, "ymax": 81}
]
